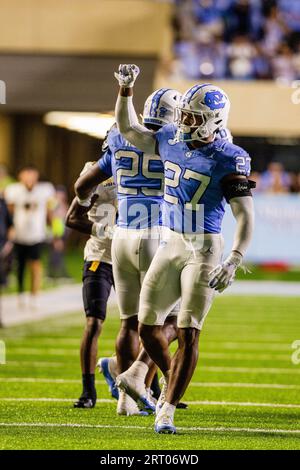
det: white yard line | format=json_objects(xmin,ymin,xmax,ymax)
[
  {"xmin": 7, "ymin": 361, "xmax": 64, "ymax": 367},
  {"xmin": 6, "ymin": 348, "xmax": 293, "ymax": 361},
  {"xmin": 7, "ymin": 348, "xmax": 113, "ymax": 356},
  {"xmin": 1, "ymin": 377, "xmax": 299, "ymax": 390},
  {"xmin": 202, "ymin": 342, "xmax": 293, "ymax": 351},
  {"xmin": 2, "ymin": 398, "xmax": 300, "ymax": 408},
  {"xmin": 5, "ymin": 363, "xmax": 300, "ymax": 373},
  {"xmin": 202, "ymin": 366, "xmax": 300, "ymax": 374},
  {"xmin": 1, "ymin": 398, "xmax": 113, "ymax": 403},
  {"xmin": 0, "ymin": 377, "xmax": 83, "ymax": 384},
  {"xmin": 185, "ymin": 400, "xmax": 300, "ymax": 408},
  {"xmin": 0, "ymin": 422, "xmax": 299, "ymax": 435},
  {"xmin": 191, "ymin": 382, "xmax": 300, "ymax": 390},
  {"xmin": 10, "ymin": 340, "xmax": 293, "ymax": 350}
]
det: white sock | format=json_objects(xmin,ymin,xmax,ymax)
[
  {"xmin": 158, "ymin": 401, "xmax": 176, "ymax": 419},
  {"xmin": 126, "ymin": 360, "xmax": 149, "ymax": 381},
  {"xmin": 164, "ymin": 371, "xmax": 170, "ymax": 383},
  {"xmin": 108, "ymin": 356, "xmax": 118, "ymax": 380}
]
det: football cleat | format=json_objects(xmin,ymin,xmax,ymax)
[
  {"xmin": 116, "ymin": 373, "xmax": 156, "ymax": 414},
  {"xmin": 97, "ymin": 357, "xmax": 119, "ymax": 400},
  {"xmin": 73, "ymin": 394, "xmax": 95, "ymax": 409},
  {"xmin": 155, "ymin": 412, "xmax": 177, "ymax": 434},
  {"xmin": 176, "ymin": 402, "xmax": 188, "ymax": 410},
  {"xmin": 146, "ymin": 387, "xmax": 157, "ymax": 405},
  {"xmin": 117, "ymin": 390, "xmax": 145, "ymax": 416}
]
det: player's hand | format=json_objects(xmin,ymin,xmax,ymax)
[
  {"xmin": 114, "ymin": 64, "xmax": 140, "ymax": 88},
  {"xmin": 208, "ymin": 251, "xmax": 242, "ymax": 293}
]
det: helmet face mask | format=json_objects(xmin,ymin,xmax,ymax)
[
  {"xmin": 143, "ymin": 88, "xmax": 182, "ymax": 128},
  {"xmin": 174, "ymin": 84, "xmax": 230, "ymax": 143}
]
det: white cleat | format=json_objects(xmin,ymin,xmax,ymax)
[
  {"xmin": 117, "ymin": 390, "xmax": 142, "ymax": 416},
  {"xmin": 156, "ymin": 376, "xmax": 168, "ymax": 415},
  {"xmin": 116, "ymin": 372, "xmax": 156, "ymax": 414},
  {"xmin": 146, "ymin": 387, "xmax": 157, "ymax": 405},
  {"xmin": 97, "ymin": 357, "xmax": 119, "ymax": 400},
  {"xmin": 155, "ymin": 412, "xmax": 176, "ymax": 434}
]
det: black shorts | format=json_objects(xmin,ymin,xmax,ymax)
[
  {"xmin": 14, "ymin": 243, "xmax": 43, "ymax": 261},
  {"xmin": 82, "ymin": 261, "xmax": 114, "ymax": 321}
]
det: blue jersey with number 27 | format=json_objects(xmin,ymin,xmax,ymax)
[
  {"xmin": 98, "ymin": 126, "xmax": 164, "ymax": 229},
  {"xmin": 155, "ymin": 124, "xmax": 251, "ymax": 234}
]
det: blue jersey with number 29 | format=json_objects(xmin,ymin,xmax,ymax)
[
  {"xmin": 155, "ymin": 123, "xmax": 251, "ymax": 234},
  {"xmin": 98, "ymin": 126, "xmax": 164, "ymax": 229}
]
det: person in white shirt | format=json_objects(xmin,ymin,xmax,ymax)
[{"xmin": 5, "ymin": 166, "xmax": 55, "ymax": 306}]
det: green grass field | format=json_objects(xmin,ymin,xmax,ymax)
[{"xmin": 0, "ymin": 296, "xmax": 300, "ymax": 450}]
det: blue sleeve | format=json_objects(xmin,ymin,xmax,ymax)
[
  {"xmin": 217, "ymin": 143, "xmax": 251, "ymax": 180},
  {"xmin": 98, "ymin": 149, "xmax": 113, "ymax": 177}
]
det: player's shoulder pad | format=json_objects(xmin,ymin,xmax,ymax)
[
  {"xmin": 214, "ymin": 139, "xmax": 249, "ymax": 159},
  {"xmin": 102, "ymin": 123, "xmax": 118, "ymax": 151},
  {"xmin": 157, "ymin": 123, "xmax": 176, "ymax": 136},
  {"xmin": 155, "ymin": 123, "xmax": 177, "ymax": 145}
]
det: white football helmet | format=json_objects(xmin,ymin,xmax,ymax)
[
  {"xmin": 174, "ymin": 83, "xmax": 230, "ymax": 142},
  {"xmin": 143, "ymin": 88, "xmax": 182, "ymax": 127}
]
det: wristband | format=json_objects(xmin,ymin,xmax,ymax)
[
  {"xmin": 225, "ymin": 251, "xmax": 243, "ymax": 267},
  {"xmin": 76, "ymin": 196, "xmax": 92, "ymax": 208}
]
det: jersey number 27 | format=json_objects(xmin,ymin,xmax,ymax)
[{"xmin": 164, "ymin": 161, "xmax": 211, "ymax": 211}]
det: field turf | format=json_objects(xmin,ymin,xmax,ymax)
[{"xmin": 0, "ymin": 296, "xmax": 299, "ymax": 450}]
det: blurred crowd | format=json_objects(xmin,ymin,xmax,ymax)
[
  {"xmin": 252, "ymin": 162, "xmax": 300, "ymax": 193},
  {"xmin": 170, "ymin": 0, "xmax": 300, "ymax": 81},
  {"xmin": 0, "ymin": 164, "xmax": 69, "ymax": 305}
]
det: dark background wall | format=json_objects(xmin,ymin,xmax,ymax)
[{"xmin": 0, "ymin": 54, "xmax": 157, "ymax": 113}]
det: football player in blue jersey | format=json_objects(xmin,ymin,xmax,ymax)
[
  {"xmin": 75, "ymin": 87, "xmax": 183, "ymax": 415},
  {"xmin": 114, "ymin": 64, "xmax": 255, "ymax": 434}
]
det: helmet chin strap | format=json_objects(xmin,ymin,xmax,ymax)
[
  {"xmin": 186, "ymin": 124, "xmax": 215, "ymax": 143},
  {"xmin": 174, "ymin": 125, "xmax": 215, "ymax": 144},
  {"xmin": 193, "ymin": 130, "xmax": 216, "ymax": 144}
]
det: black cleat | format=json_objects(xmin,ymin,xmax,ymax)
[
  {"xmin": 73, "ymin": 393, "xmax": 96, "ymax": 409},
  {"xmin": 73, "ymin": 397, "xmax": 95, "ymax": 408},
  {"xmin": 176, "ymin": 402, "xmax": 188, "ymax": 409}
]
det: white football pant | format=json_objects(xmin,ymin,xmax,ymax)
[
  {"xmin": 139, "ymin": 227, "xmax": 224, "ymax": 330},
  {"xmin": 112, "ymin": 226, "xmax": 179, "ymax": 320}
]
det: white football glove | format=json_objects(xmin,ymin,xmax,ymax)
[
  {"xmin": 208, "ymin": 251, "xmax": 242, "ymax": 293},
  {"xmin": 114, "ymin": 64, "xmax": 140, "ymax": 88}
]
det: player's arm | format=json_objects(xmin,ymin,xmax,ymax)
[
  {"xmin": 114, "ymin": 64, "xmax": 157, "ymax": 154},
  {"xmin": 66, "ymin": 196, "xmax": 95, "ymax": 235},
  {"xmin": 209, "ymin": 174, "xmax": 255, "ymax": 292},
  {"xmin": 65, "ymin": 195, "xmax": 108, "ymax": 239},
  {"xmin": 74, "ymin": 163, "xmax": 109, "ymax": 204}
]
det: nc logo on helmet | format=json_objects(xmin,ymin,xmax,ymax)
[{"xmin": 204, "ymin": 91, "xmax": 225, "ymax": 110}]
